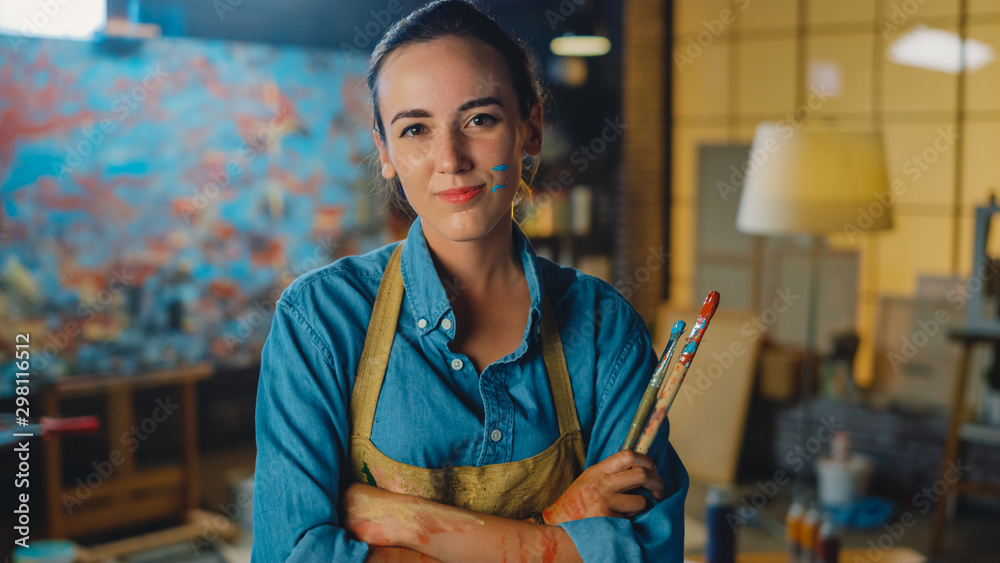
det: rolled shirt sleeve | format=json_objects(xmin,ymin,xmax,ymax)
[{"xmin": 252, "ymin": 300, "xmax": 369, "ymax": 563}]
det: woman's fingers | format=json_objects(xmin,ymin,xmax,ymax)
[
  {"xmin": 599, "ymin": 450, "xmax": 659, "ymax": 475},
  {"xmin": 608, "ymin": 491, "xmax": 650, "ymax": 517},
  {"xmin": 544, "ymin": 450, "xmax": 667, "ymax": 524},
  {"xmin": 602, "ymin": 466, "xmax": 666, "ymax": 501}
]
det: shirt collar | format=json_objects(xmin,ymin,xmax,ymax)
[{"xmin": 399, "ymin": 216, "xmax": 544, "ymax": 344}]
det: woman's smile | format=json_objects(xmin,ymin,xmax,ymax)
[{"xmin": 436, "ymin": 183, "xmax": 486, "ymax": 204}]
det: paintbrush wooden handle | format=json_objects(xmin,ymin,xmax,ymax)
[
  {"xmin": 635, "ymin": 291, "xmax": 720, "ymax": 455},
  {"xmin": 621, "ymin": 321, "xmax": 685, "ymax": 451}
]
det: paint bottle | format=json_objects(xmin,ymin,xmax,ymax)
[
  {"xmin": 705, "ymin": 486, "xmax": 736, "ymax": 563},
  {"xmin": 800, "ymin": 504, "xmax": 822, "ymax": 563},
  {"xmin": 817, "ymin": 514, "xmax": 841, "ymax": 563},
  {"xmin": 785, "ymin": 501, "xmax": 805, "ymax": 563}
]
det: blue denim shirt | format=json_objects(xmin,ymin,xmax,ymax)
[{"xmin": 252, "ymin": 217, "xmax": 688, "ymax": 562}]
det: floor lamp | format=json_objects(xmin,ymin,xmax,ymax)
[{"xmin": 735, "ymin": 122, "xmax": 892, "ymax": 491}]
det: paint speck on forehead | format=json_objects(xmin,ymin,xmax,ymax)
[
  {"xmin": 492, "ymin": 164, "xmax": 509, "ymax": 171},
  {"xmin": 492, "ymin": 185, "xmax": 507, "ymax": 192}
]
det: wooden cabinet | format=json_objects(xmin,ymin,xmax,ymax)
[{"xmin": 42, "ymin": 363, "xmax": 212, "ymax": 539}]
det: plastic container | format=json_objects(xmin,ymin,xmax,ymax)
[
  {"xmin": 785, "ymin": 501, "xmax": 805, "ymax": 563},
  {"xmin": 705, "ymin": 486, "xmax": 736, "ymax": 563},
  {"xmin": 816, "ymin": 454, "xmax": 873, "ymax": 507},
  {"xmin": 817, "ymin": 515, "xmax": 841, "ymax": 563}
]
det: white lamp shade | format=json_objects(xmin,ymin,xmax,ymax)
[{"xmin": 736, "ymin": 122, "xmax": 893, "ymax": 236}]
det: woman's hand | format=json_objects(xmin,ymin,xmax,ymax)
[
  {"xmin": 541, "ymin": 450, "xmax": 665, "ymax": 525},
  {"xmin": 342, "ymin": 484, "xmax": 446, "ymax": 562},
  {"xmin": 342, "ymin": 483, "xmax": 408, "ymax": 546}
]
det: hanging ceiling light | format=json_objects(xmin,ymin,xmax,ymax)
[
  {"xmin": 549, "ymin": 0, "xmax": 610, "ymax": 58},
  {"xmin": 888, "ymin": 24, "xmax": 994, "ymax": 74},
  {"xmin": 550, "ymin": 33, "xmax": 611, "ymax": 57}
]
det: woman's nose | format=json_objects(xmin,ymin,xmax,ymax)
[{"xmin": 434, "ymin": 129, "xmax": 472, "ymax": 174}]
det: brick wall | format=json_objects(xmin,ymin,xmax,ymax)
[{"xmin": 621, "ymin": 0, "xmax": 669, "ymax": 323}]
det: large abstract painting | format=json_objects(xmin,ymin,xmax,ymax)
[{"xmin": 0, "ymin": 35, "xmax": 389, "ymax": 395}]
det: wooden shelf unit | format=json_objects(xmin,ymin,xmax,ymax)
[{"xmin": 42, "ymin": 362, "xmax": 213, "ymax": 539}]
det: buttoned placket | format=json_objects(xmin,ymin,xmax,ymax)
[{"xmin": 477, "ymin": 363, "xmax": 514, "ymax": 465}]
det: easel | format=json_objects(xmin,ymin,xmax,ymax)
[
  {"xmin": 42, "ymin": 362, "xmax": 213, "ymax": 542},
  {"xmin": 928, "ymin": 331, "xmax": 1000, "ymax": 555}
]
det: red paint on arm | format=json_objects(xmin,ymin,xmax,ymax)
[{"xmin": 539, "ymin": 529, "xmax": 559, "ymax": 563}]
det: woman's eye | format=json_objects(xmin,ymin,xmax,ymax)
[
  {"xmin": 469, "ymin": 114, "xmax": 497, "ymax": 127},
  {"xmin": 400, "ymin": 124, "xmax": 425, "ymax": 138}
]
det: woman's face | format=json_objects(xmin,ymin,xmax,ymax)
[{"xmin": 373, "ymin": 36, "xmax": 542, "ymax": 244}]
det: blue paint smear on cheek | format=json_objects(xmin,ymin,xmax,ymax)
[
  {"xmin": 492, "ymin": 185, "xmax": 507, "ymax": 192},
  {"xmin": 492, "ymin": 164, "xmax": 509, "ymax": 171}
]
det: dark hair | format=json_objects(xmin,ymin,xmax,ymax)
[{"xmin": 366, "ymin": 0, "xmax": 545, "ymax": 216}]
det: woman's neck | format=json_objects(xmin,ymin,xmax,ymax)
[{"xmin": 421, "ymin": 216, "xmax": 523, "ymax": 303}]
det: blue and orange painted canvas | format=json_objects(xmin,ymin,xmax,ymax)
[{"xmin": 0, "ymin": 36, "xmax": 390, "ymax": 394}]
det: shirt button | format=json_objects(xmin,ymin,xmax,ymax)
[
  {"xmin": 490, "ymin": 429, "xmax": 503, "ymax": 442},
  {"xmin": 441, "ymin": 318, "xmax": 453, "ymax": 330},
  {"xmin": 417, "ymin": 319, "xmax": 427, "ymax": 329},
  {"xmin": 451, "ymin": 358, "xmax": 464, "ymax": 370}
]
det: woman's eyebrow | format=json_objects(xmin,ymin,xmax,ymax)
[
  {"xmin": 458, "ymin": 96, "xmax": 503, "ymax": 112},
  {"xmin": 389, "ymin": 96, "xmax": 504, "ymax": 126},
  {"xmin": 390, "ymin": 108, "xmax": 431, "ymax": 126}
]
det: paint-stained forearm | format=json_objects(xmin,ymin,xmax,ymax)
[
  {"xmin": 365, "ymin": 546, "xmax": 443, "ymax": 562},
  {"xmin": 343, "ymin": 484, "xmax": 583, "ymax": 563}
]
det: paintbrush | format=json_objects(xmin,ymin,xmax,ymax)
[
  {"xmin": 621, "ymin": 320, "xmax": 686, "ymax": 451},
  {"xmin": 634, "ymin": 290, "xmax": 720, "ymax": 455}
]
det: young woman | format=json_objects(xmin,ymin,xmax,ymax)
[{"xmin": 252, "ymin": 1, "xmax": 687, "ymax": 561}]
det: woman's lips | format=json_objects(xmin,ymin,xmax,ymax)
[{"xmin": 437, "ymin": 184, "xmax": 485, "ymax": 204}]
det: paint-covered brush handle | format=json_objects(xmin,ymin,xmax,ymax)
[
  {"xmin": 635, "ymin": 291, "xmax": 720, "ymax": 455},
  {"xmin": 621, "ymin": 320, "xmax": 685, "ymax": 451}
]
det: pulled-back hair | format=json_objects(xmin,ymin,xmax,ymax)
[{"xmin": 366, "ymin": 0, "xmax": 545, "ymax": 216}]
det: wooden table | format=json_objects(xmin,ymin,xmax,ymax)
[{"xmin": 685, "ymin": 546, "xmax": 926, "ymax": 562}]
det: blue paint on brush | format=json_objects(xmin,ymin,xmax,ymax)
[
  {"xmin": 492, "ymin": 185, "xmax": 507, "ymax": 192},
  {"xmin": 492, "ymin": 164, "xmax": 509, "ymax": 171}
]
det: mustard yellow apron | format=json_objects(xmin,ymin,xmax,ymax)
[{"xmin": 347, "ymin": 243, "xmax": 586, "ymax": 520}]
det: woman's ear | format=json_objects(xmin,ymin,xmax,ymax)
[
  {"xmin": 523, "ymin": 104, "xmax": 543, "ymax": 157},
  {"xmin": 372, "ymin": 129, "xmax": 397, "ymax": 179}
]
